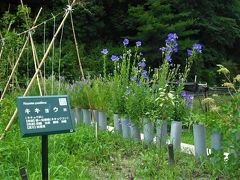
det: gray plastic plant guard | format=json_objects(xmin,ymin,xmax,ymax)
[{"xmin": 193, "ymin": 124, "xmax": 207, "ymax": 158}]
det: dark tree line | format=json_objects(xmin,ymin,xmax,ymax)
[{"xmin": 0, "ymin": 0, "xmax": 240, "ymax": 85}]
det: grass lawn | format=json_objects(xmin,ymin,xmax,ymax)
[{"xmin": 0, "ymin": 124, "xmax": 238, "ymax": 179}]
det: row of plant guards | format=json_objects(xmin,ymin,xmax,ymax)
[{"xmin": 68, "ymin": 34, "xmax": 239, "ymax": 161}]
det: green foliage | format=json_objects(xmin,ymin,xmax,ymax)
[
  {"xmin": 0, "ymin": 122, "xmax": 239, "ymax": 178},
  {"xmin": 108, "ymin": 47, "xmax": 133, "ymax": 115},
  {"xmin": 90, "ymin": 77, "xmax": 110, "ymax": 112},
  {"xmin": 128, "ymin": 0, "xmax": 198, "ymax": 66},
  {"xmin": 69, "ymin": 80, "xmax": 90, "ymax": 109}
]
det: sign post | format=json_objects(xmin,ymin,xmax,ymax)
[
  {"xmin": 42, "ymin": 135, "xmax": 48, "ymax": 180},
  {"xmin": 17, "ymin": 95, "xmax": 74, "ymax": 179}
]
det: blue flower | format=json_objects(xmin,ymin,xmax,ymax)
[
  {"xmin": 141, "ymin": 70, "xmax": 147, "ymax": 75},
  {"xmin": 123, "ymin": 38, "xmax": 129, "ymax": 46},
  {"xmin": 101, "ymin": 49, "xmax": 108, "ymax": 55},
  {"xmin": 174, "ymin": 46, "xmax": 178, "ymax": 52},
  {"xmin": 168, "ymin": 47, "xmax": 173, "ymax": 52},
  {"xmin": 193, "ymin": 43, "xmax": 202, "ymax": 53},
  {"xmin": 166, "ymin": 54, "xmax": 172, "ymax": 62},
  {"xmin": 165, "ymin": 33, "xmax": 178, "ymax": 53},
  {"xmin": 181, "ymin": 91, "xmax": 187, "ymax": 97},
  {"xmin": 143, "ymin": 74, "xmax": 149, "ymax": 79},
  {"xmin": 136, "ymin": 41, "xmax": 142, "ymax": 47},
  {"xmin": 138, "ymin": 61, "xmax": 146, "ymax": 67},
  {"xmin": 168, "ymin": 33, "xmax": 178, "ymax": 40},
  {"xmin": 187, "ymin": 49, "xmax": 193, "ymax": 56},
  {"xmin": 165, "ymin": 33, "xmax": 178, "ymax": 44},
  {"xmin": 187, "ymin": 94, "xmax": 194, "ymax": 100},
  {"xmin": 159, "ymin": 47, "xmax": 166, "ymax": 52},
  {"xmin": 136, "ymin": 81, "xmax": 141, "ymax": 86},
  {"xmin": 111, "ymin": 55, "xmax": 120, "ymax": 61},
  {"xmin": 188, "ymin": 102, "xmax": 193, "ymax": 107}
]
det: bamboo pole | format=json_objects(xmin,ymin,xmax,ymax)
[
  {"xmin": 0, "ymin": 1, "xmax": 76, "ymax": 140},
  {"xmin": 0, "ymin": 8, "xmax": 42, "ymax": 102},
  {"xmin": 69, "ymin": 12, "xmax": 84, "ymax": 78},
  {"xmin": 0, "ymin": 31, "xmax": 4, "ymax": 60},
  {"xmin": 19, "ymin": 1, "xmax": 44, "ymax": 96},
  {"xmin": 29, "ymin": 34, "xmax": 43, "ymax": 96},
  {"xmin": 17, "ymin": 11, "xmax": 64, "ymax": 36},
  {"xmin": 30, "ymin": 35, "xmax": 46, "ymax": 94}
]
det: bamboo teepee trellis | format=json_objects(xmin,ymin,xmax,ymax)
[{"xmin": 0, "ymin": 0, "xmax": 92, "ymax": 140}]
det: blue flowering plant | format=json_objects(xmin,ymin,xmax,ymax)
[
  {"xmin": 171, "ymin": 41, "xmax": 202, "ymax": 122},
  {"xmin": 154, "ymin": 33, "xmax": 182, "ymax": 121},
  {"xmin": 102, "ymin": 39, "xmax": 143, "ymax": 117},
  {"xmin": 125, "ymin": 56, "xmax": 152, "ymax": 126}
]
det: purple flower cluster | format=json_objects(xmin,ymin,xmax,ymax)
[
  {"xmin": 141, "ymin": 69, "xmax": 148, "ymax": 79},
  {"xmin": 159, "ymin": 47, "xmax": 166, "ymax": 52},
  {"xmin": 181, "ymin": 90, "xmax": 194, "ymax": 107},
  {"xmin": 159, "ymin": 33, "xmax": 179, "ymax": 63},
  {"xmin": 187, "ymin": 43, "xmax": 202, "ymax": 56},
  {"xmin": 165, "ymin": 33, "xmax": 178, "ymax": 53},
  {"xmin": 193, "ymin": 43, "xmax": 202, "ymax": 53}
]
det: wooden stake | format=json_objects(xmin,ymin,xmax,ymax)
[{"xmin": 0, "ymin": 1, "xmax": 76, "ymax": 140}]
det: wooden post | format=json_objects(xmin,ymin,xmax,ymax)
[{"xmin": 168, "ymin": 144, "xmax": 175, "ymax": 165}]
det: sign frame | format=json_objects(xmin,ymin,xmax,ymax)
[{"xmin": 17, "ymin": 95, "xmax": 75, "ymax": 137}]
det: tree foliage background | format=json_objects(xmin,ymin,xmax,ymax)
[{"xmin": 0, "ymin": 0, "xmax": 239, "ymax": 85}]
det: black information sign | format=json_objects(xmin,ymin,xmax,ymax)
[{"xmin": 17, "ymin": 95, "xmax": 74, "ymax": 137}]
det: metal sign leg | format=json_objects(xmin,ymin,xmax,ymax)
[{"xmin": 42, "ymin": 135, "xmax": 48, "ymax": 180}]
